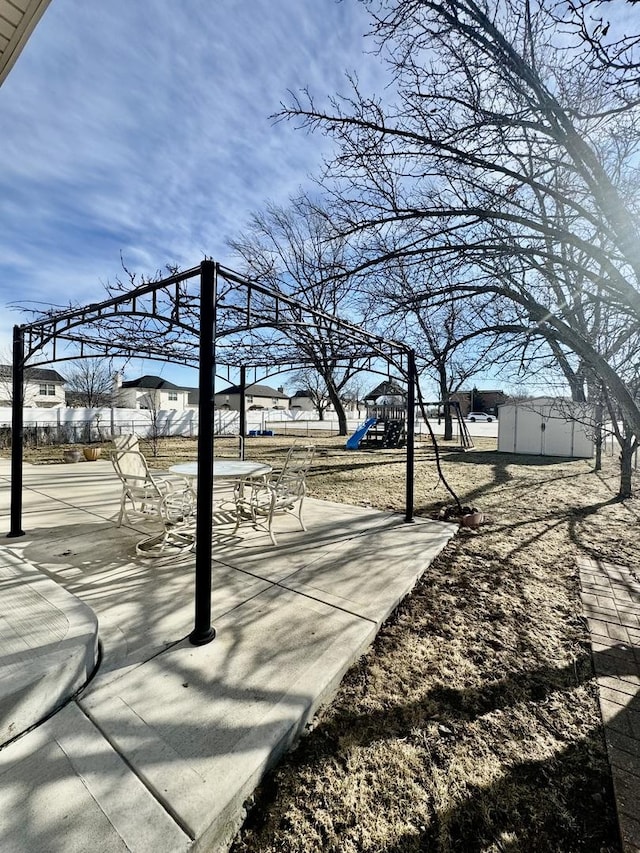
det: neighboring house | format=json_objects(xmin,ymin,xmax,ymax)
[
  {"xmin": 0, "ymin": 364, "xmax": 66, "ymax": 408},
  {"xmin": 289, "ymin": 390, "xmax": 361, "ymax": 416},
  {"xmin": 213, "ymin": 383, "xmax": 289, "ymax": 411},
  {"xmin": 113, "ymin": 375, "xmax": 191, "ymax": 411},
  {"xmin": 289, "ymin": 390, "xmax": 328, "ymax": 413},
  {"xmin": 449, "ymin": 389, "xmax": 508, "ymax": 417}
]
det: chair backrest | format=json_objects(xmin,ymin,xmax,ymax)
[
  {"xmin": 112, "ymin": 433, "xmax": 140, "ymax": 452},
  {"xmin": 112, "ymin": 449, "xmax": 158, "ymax": 492},
  {"xmin": 274, "ymin": 444, "xmax": 315, "ymax": 494}
]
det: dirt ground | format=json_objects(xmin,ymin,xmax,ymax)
[{"xmin": 12, "ymin": 434, "xmax": 639, "ymax": 851}]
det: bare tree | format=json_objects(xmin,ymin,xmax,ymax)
[
  {"xmin": 368, "ymin": 259, "xmax": 497, "ymax": 438},
  {"xmin": 138, "ymin": 389, "xmax": 164, "ymax": 458},
  {"xmin": 228, "ymin": 196, "xmax": 370, "ymax": 436},
  {"xmin": 341, "ymin": 376, "xmax": 368, "ymax": 418},
  {"xmin": 64, "ymin": 358, "xmax": 113, "ymax": 407},
  {"xmin": 279, "ymin": 0, "xmax": 640, "ymax": 491},
  {"xmin": 290, "ymin": 369, "xmax": 333, "ymax": 420}
]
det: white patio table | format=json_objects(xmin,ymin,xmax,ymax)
[
  {"xmin": 169, "ymin": 460, "xmax": 272, "ymax": 480},
  {"xmin": 168, "ymin": 460, "xmax": 273, "ymax": 541}
]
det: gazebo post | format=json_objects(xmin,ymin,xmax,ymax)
[
  {"xmin": 190, "ymin": 260, "xmax": 217, "ymax": 646},
  {"xmin": 405, "ymin": 349, "xmax": 416, "ymax": 523},
  {"xmin": 238, "ymin": 365, "xmax": 246, "ymax": 460},
  {"xmin": 8, "ymin": 325, "xmax": 25, "ymax": 538}
]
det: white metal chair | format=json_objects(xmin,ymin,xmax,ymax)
[
  {"xmin": 233, "ymin": 444, "xmax": 315, "ymax": 544},
  {"xmin": 112, "ymin": 433, "xmax": 186, "ymax": 485},
  {"xmin": 111, "ymin": 447, "xmax": 184, "ymax": 526},
  {"xmin": 111, "ymin": 446, "xmax": 196, "ymax": 557},
  {"xmin": 135, "ymin": 486, "xmax": 197, "ymax": 557}
]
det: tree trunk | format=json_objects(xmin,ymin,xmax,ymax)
[
  {"xmin": 438, "ymin": 367, "xmax": 453, "ymax": 441},
  {"xmin": 594, "ymin": 402, "xmax": 603, "ymax": 472},
  {"xmin": 618, "ymin": 431, "xmax": 635, "ymax": 500},
  {"xmin": 443, "ymin": 404, "xmax": 453, "ymax": 442},
  {"xmin": 326, "ymin": 381, "xmax": 349, "ymax": 436}
]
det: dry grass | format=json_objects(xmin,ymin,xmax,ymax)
[{"xmin": 13, "ymin": 434, "xmax": 638, "ymax": 851}]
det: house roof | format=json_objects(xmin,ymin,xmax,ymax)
[
  {"xmin": 0, "ymin": 0, "xmax": 52, "ymax": 87},
  {"xmin": 216, "ymin": 383, "xmax": 288, "ymax": 399},
  {"xmin": 0, "ymin": 364, "xmax": 65, "ymax": 383},
  {"xmin": 120, "ymin": 375, "xmax": 183, "ymax": 391}
]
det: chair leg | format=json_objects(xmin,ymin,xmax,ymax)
[
  {"xmin": 266, "ymin": 492, "xmax": 278, "ymax": 545},
  {"xmin": 117, "ymin": 491, "xmax": 127, "ymax": 526},
  {"xmin": 297, "ymin": 496, "xmax": 307, "ymax": 532}
]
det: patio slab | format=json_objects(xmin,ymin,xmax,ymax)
[
  {"xmin": 80, "ymin": 583, "xmax": 377, "ymax": 851},
  {"xmin": 0, "ymin": 701, "xmax": 190, "ymax": 853},
  {"xmin": 0, "ymin": 458, "xmax": 455, "ymax": 852}
]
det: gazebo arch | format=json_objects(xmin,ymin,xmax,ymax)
[{"xmin": 8, "ymin": 260, "xmax": 417, "ymax": 645}]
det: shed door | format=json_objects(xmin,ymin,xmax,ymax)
[
  {"xmin": 543, "ymin": 417, "xmax": 574, "ymax": 456},
  {"xmin": 497, "ymin": 406, "xmax": 517, "ymax": 452},
  {"xmin": 515, "ymin": 408, "xmax": 544, "ymax": 454}
]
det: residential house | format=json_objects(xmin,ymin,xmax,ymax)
[
  {"xmin": 113, "ymin": 375, "xmax": 191, "ymax": 411},
  {"xmin": 289, "ymin": 390, "xmax": 323, "ymax": 413},
  {"xmin": 289, "ymin": 390, "xmax": 362, "ymax": 416},
  {"xmin": 449, "ymin": 389, "xmax": 508, "ymax": 417},
  {"xmin": 213, "ymin": 383, "xmax": 289, "ymax": 411},
  {"xmin": 0, "ymin": 0, "xmax": 52, "ymax": 86},
  {"xmin": 0, "ymin": 364, "xmax": 66, "ymax": 408}
]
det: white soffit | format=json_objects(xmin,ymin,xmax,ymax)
[{"xmin": 0, "ymin": 0, "xmax": 52, "ymax": 86}]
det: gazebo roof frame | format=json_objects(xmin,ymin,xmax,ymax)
[
  {"xmin": 8, "ymin": 260, "xmax": 418, "ymax": 646},
  {"xmin": 19, "ymin": 262, "xmax": 410, "ymax": 375}
]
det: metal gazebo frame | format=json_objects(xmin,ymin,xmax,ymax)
[{"xmin": 7, "ymin": 260, "xmax": 418, "ymax": 645}]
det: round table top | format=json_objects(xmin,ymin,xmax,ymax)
[{"xmin": 169, "ymin": 460, "xmax": 272, "ymax": 479}]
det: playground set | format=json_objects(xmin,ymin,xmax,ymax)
[
  {"xmin": 346, "ymin": 416, "xmax": 406, "ymax": 450},
  {"xmin": 346, "ymin": 394, "xmax": 473, "ymax": 451}
]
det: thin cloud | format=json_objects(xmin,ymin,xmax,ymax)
[{"xmin": 0, "ymin": 0, "xmax": 387, "ymax": 371}]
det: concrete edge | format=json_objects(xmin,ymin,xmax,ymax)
[{"xmin": 0, "ymin": 549, "xmax": 99, "ymax": 747}]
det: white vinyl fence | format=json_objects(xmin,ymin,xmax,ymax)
[
  {"xmin": 0, "ymin": 406, "xmax": 443, "ymax": 449},
  {"xmin": 0, "ymin": 406, "xmax": 381, "ymax": 447}
]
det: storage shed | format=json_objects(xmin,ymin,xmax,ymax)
[{"xmin": 497, "ymin": 399, "xmax": 594, "ymax": 458}]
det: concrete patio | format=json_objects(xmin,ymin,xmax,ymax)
[{"xmin": 0, "ymin": 456, "xmax": 455, "ymax": 852}]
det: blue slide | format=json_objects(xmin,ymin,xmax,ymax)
[{"xmin": 345, "ymin": 417, "xmax": 378, "ymax": 450}]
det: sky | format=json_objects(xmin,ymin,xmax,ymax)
[{"xmin": 0, "ymin": 0, "xmax": 388, "ymax": 389}]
